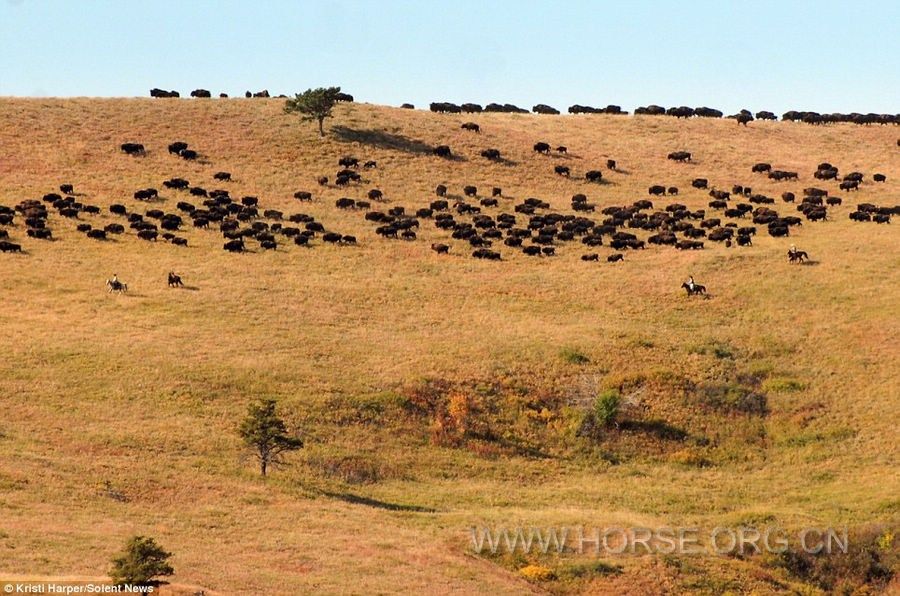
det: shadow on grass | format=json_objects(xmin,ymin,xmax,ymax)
[
  {"xmin": 331, "ymin": 126, "xmax": 466, "ymax": 161},
  {"xmin": 323, "ymin": 491, "xmax": 437, "ymax": 513},
  {"xmin": 799, "ymin": 260, "xmax": 820, "ymax": 266},
  {"xmin": 619, "ymin": 419, "xmax": 689, "ymax": 441}
]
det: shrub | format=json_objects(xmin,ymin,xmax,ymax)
[
  {"xmin": 577, "ymin": 389, "xmax": 621, "ymax": 439},
  {"xmin": 769, "ymin": 525, "xmax": 897, "ymax": 593},
  {"xmin": 519, "ymin": 564, "xmax": 556, "ymax": 582},
  {"xmin": 695, "ymin": 383, "xmax": 768, "ymax": 416},
  {"xmin": 560, "ymin": 347, "xmax": 590, "ymax": 365},
  {"xmin": 593, "ymin": 389, "xmax": 621, "ymax": 427}
]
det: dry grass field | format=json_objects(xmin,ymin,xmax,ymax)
[{"xmin": 0, "ymin": 97, "xmax": 898, "ymax": 594}]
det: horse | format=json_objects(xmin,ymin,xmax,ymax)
[
  {"xmin": 168, "ymin": 272, "xmax": 184, "ymax": 287},
  {"xmin": 107, "ymin": 279, "xmax": 127, "ymax": 293},
  {"xmin": 788, "ymin": 249, "xmax": 808, "ymax": 263},
  {"xmin": 682, "ymin": 282, "xmax": 706, "ymax": 296}
]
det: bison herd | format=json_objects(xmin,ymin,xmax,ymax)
[{"xmin": 2, "ymin": 104, "xmax": 897, "ymax": 293}]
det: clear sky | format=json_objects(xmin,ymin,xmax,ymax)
[{"xmin": 1, "ymin": 0, "xmax": 897, "ymax": 115}]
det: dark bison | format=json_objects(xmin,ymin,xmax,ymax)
[
  {"xmin": 607, "ymin": 159, "xmax": 617, "ymax": 170},
  {"xmin": 667, "ymin": 151, "xmax": 692, "ymax": 162},
  {"xmin": 533, "ymin": 142, "xmax": 551, "ymax": 154},
  {"xmin": 214, "ymin": 172, "xmax": 231, "ymax": 181},
  {"xmin": 874, "ymin": 173, "xmax": 886, "ymax": 182},
  {"xmin": 150, "ymin": 88, "xmax": 179, "ymax": 98},
  {"xmin": 120, "ymin": 143, "xmax": 145, "ymax": 155},
  {"xmin": 461, "ymin": 122, "xmax": 480, "ymax": 133},
  {"xmin": 190, "ymin": 89, "xmax": 211, "ymax": 98},
  {"xmin": 692, "ymin": 178, "xmax": 708, "ymax": 189},
  {"xmin": 481, "ymin": 148, "xmax": 501, "ymax": 161},
  {"xmin": 585, "ymin": 170, "xmax": 603, "ymax": 183},
  {"xmin": 649, "ymin": 185, "xmax": 666, "ymax": 196},
  {"xmin": 554, "ymin": 165, "xmax": 570, "ymax": 176},
  {"xmin": 433, "ymin": 145, "xmax": 452, "ymax": 158}
]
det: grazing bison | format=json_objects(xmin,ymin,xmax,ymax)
[
  {"xmin": 293, "ymin": 191, "xmax": 312, "ymax": 201},
  {"xmin": 367, "ymin": 189, "xmax": 384, "ymax": 201},
  {"xmin": 649, "ymin": 185, "xmax": 666, "ymax": 196},
  {"xmin": 168, "ymin": 141, "xmax": 188, "ymax": 155},
  {"xmin": 223, "ymin": 239, "xmax": 245, "ymax": 252},
  {"xmin": 481, "ymin": 148, "xmax": 501, "ymax": 161},
  {"xmin": 137, "ymin": 230, "xmax": 158, "ymax": 242},
  {"xmin": 752, "ymin": 163, "xmax": 772, "ymax": 173},
  {"xmin": 608, "ymin": 253, "xmax": 624, "ymax": 262},
  {"xmin": 581, "ymin": 253, "xmax": 599, "ymax": 261},
  {"xmin": 533, "ymin": 142, "xmax": 551, "ymax": 154},
  {"xmin": 214, "ymin": 172, "xmax": 231, "ymax": 181},
  {"xmin": 0, "ymin": 241, "xmax": 22, "ymax": 253},
  {"xmin": 461, "ymin": 122, "xmax": 480, "ymax": 133},
  {"xmin": 179, "ymin": 149, "xmax": 198, "ymax": 160},
  {"xmin": 60, "ymin": 184, "xmax": 74, "ymax": 194},
  {"xmin": 433, "ymin": 145, "xmax": 452, "ymax": 158},
  {"xmin": 692, "ymin": 178, "xmax": 708, "ymax": 189},
  {"xmin": 317, "ymin": 176, "xmax": 328, "ymax": 186},
  {"xmin": 554, "ymin": 165, "xmax": 570, "ymax": 176},
  {"xmin": 839, "ymin": 180, "xmax": 859, "ymax": 191},
  {"xmin": 120, "ymin": 142, "xmax": 145, "ymax": 155},
  {"xmin": 668, "ymin": 151, "xmax": 692, "ymax": 162},
  {"xmin": 874, "ymin": 173, "xmax": 886, "ymax": 182},
  {"xmin": 585, "ymin": 170, "xmax": 603, "ymax": 183},
  {"xmin": 150, "ymin": 88, "xmax": 179, "ymax": 98},
  {"xmin": 668, "ymin": 187, "xmax": 679, "ymax": 196},
  {"xmin": 190, "ymin": 89, "xmax": 211, "ymax": 98},
  {"xmin": 463, "ymin": 185, "xmax": 477, "ymax": 197},
  {"xmin": 533, "ymin": 104, "xmax": 560, "ymax": 115}
]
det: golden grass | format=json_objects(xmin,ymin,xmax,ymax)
[{"xmin": 0, "ymin": 98, "xmax": 898, "ymax": 594}]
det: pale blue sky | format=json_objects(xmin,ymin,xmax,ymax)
[{"xmin": 1, "ymin": 0, "xmax": 897, "ymax": 115}]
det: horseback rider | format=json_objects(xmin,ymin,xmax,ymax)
[
  {"xmin": 687, "ymin": 275, "xmax": 696, "ymax": 292},
  {"xmin": 789, "ymin": 244, "xmax": 797, "ymax": 257},
  {"xmin": 112, "ymin": 273, "xmax": 119, "ymax": 284}
]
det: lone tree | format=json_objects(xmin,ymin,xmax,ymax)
[
  {"xmin": 109, "ymin": 535, "xmax": 174, "ymax": 595},
  {"xmin": 239, "ymin": 399, "xmax": 304, "ymax": 476},
  {"xmin": 284, "ymin": 86, "xmax": 342, "ymax": 137}
]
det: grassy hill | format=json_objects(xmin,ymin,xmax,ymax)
[{"xmin": 0, "ymin": 97, "xmax": 897, "ymax": 594}]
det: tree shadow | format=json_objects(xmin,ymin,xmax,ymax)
[
  {"xmin": 331, "ymin": 126, "xmax": 466, "ymax": 161},
  {"xmin": 323, "ymin": 491, "xmax": 436, "ymax": 513}
]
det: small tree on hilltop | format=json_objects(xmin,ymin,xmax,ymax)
[
  {"xmin": 239, "ymin": 399, "xmax": 304, "ymax": 476},
  {"xmin": 284, "ymin": 86, "xmax": 342, "ymax": 137},
  {"xmin": 109, "ymin": 535, "xmax": 174, "ymax": 595}
]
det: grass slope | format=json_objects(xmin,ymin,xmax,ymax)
[{"xmin": 0, "ymin": 98, "xmax": 898, "ymax": 594}]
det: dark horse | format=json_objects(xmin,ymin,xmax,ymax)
[
  {"xmin": 682, "ymin": 282, "xmax": 706, "ymax": 296},
  {"xmin": 107, "ymin": 279, "xmax": 127, "ymax": 293},
  {"xmin": 168, "ymin": 272, "xmax": 184, "ymax": 287},
  {"xmin": 788, "ymin": 249, "xmax": 809, "ymax": 263}
]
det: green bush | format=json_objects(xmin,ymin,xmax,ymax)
[
  {"xmin": 593, "ymin": 390, "xmax": 621, "ymax": 427},
  {"xmin": 559, "ymin": 347, "xmax": 590, "ymax": 365}
]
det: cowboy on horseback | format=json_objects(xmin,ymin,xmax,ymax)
[{"xmin": 687, "ymin": 275, "xmax": 696, "ymax": 292}]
